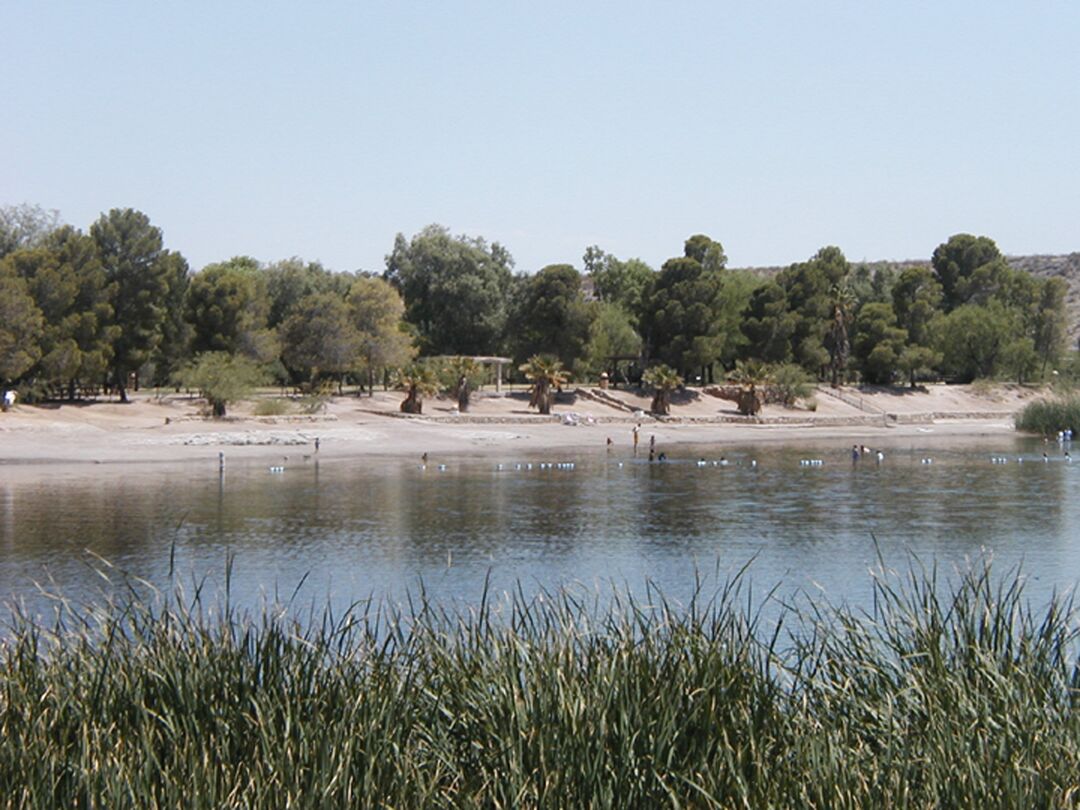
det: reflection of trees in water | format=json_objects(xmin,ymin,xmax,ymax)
[{"xmin": 2, "ymin": 442, "xmax": 1077, "ymax": 617}]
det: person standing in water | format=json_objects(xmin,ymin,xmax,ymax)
[{"xmin": 632, "ymin": 424, "xmax": 640, "ymax": 454}]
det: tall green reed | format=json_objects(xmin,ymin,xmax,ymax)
[{"xmin": 1, "ymin": 555, "xmax": 1078, "ymax": 808}]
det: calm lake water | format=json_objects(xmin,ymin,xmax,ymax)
[{"xmin": 2, "ymin": 433, "xmax": 1079, "ymax": 621}]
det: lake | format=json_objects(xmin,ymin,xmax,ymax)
[{"xmin": 2, "ymin": 433, "xmax": 1078, "ymax": 621}]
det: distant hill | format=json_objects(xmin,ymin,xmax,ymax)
[{"xmin": 732, "ymin": 253, "xmax": 1080, "ymax": 346}]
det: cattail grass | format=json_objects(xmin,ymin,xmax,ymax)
[
  {"xmin": 1015, "ymin": 396, "xmax": 1080, "ymax": 435},
  {"xmin": 1, "ymin": 557, "xmax": 1079, "ymax": 808}
]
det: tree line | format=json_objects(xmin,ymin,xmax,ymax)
[{"xmin": 0, "ymin": 204, "xmax": 1070, "ymax": 411}]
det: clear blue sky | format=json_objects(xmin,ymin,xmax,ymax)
[{"xmin": 4, "ymin": 2, "xmax": 1079, "ymax": 274}]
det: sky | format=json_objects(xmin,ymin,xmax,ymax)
[{"xmin": 4, "ymin": 2, "xmax": 1079, "ymax": 275}]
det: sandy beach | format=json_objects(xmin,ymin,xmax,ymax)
[{"xmin": 0, "ymin": 382, "xmax": 1043, "ymax": 481}]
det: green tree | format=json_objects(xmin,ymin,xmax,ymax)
[
  {"xmin": 583, "ymin": 246, "xmax": 654, "ymax": 323},
  {"xmin": 175, "ymin": 352, "xmax": 269, "ymax": 418},
  {"xmin": 640, "ymin": 235, "xmax": 730, "ymax": 380},
  {"xmin": 91, "ymin": 208, "xmax": 174, "ymax": 401},
  {"xmin": 642, "ymin": 363, "xmax": 682, "ymax": 416},
  {"xmin": 683, "ymin": 234, "xmax": 727, "ymax": 271},
  {"xmin": 510, "ymin": 264, "xmax": 591, "ymax": 370},
  {"xmin": 384, "ymin": 225, "xmax": 514, "ymax": 356},
  {"xmin": 824, "ymin": 283, "xmax": 855, "ymax": 387},
  {"xmin": 0, "ymin": 264, "xmax": 44, "ymax": 385},
  {"xmin": 263, "ymin": 258, "xmax": 349, "ymax": 330},
  {"xmin": 1001, "ymin": 337, "xmax": 1039, "ymax": 385},
  {"xmin": 852, "ymin": 302, "xmax": 907, "ymax": 385},
  {"xmin": 897, "ymin": 345, "xmax": 942, "ymax": 388},
  {"xmin": 892, "ymin": 265, "xmax": 943, "ymax": 348},
  {"xmin": 1032, "ymin": 277, "xmax": 1068, "ymax": 375},
  {"xmin": 740, "ymin": 280, "xmax": 795, "ymax": 365},
  {"xmin": 393, "ymin": 363, "xmax": 439, "ymax": 414},
  {"xmin": 186, "ymin": 257, "xmax": 276, "ymax": 361},
  {"xmin": 936, "ymin": 301, "xmax": 1018, "ymax": 381},
  {"xmin": 347, "ymin": 276, "xmax": 415, "ymax": 395},
  {"xmin": 777, "ymin": 246, "xmax": 850, "ymax": 376},
  {"xmin": 152, "ymin": 250, "xmax": 193, "ymax": 386},
  {"xmin": 280, "ymin": 292, "xmax": 360, "ymax": 387},
  {"xmin": 520, "ymin": 355, "xmax": 568, "ymax": 415},
  {"xmin": 582, "ymin": 303, "xmax": 642, "ymax": 378},
  {"xmin": 440, "ymin": 356, "xmax": 484, "ymax": 412},
  {"xmin": 931, "ymin": 234, "xmax": 1002, "ymax": 311},
  {"xmin": 5, "ymin": 227, "xmax": 119, "ymax": 398}
]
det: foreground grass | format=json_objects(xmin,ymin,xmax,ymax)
[{"xmin": 2, "ymin": 561, "xmax": 1079, "ymax": 808}]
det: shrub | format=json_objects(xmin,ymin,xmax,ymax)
[
  {"xmin": 1015, "ymin": 396, "xmax": 1080, "ymax": 435},
  {"xmin": 252, "ymin": 398, "xmax": 293, "ymax": 416},
  {"xmin": 771, "ymin": 363, "xmax": 813, "ymax": 407}
]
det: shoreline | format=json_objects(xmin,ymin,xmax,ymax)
[
  {"xmin": 0, "ymin": 413, "xmax": 1026, "ymax": 488},
  {"xmin": 0, "ymin": 383, "xmax": 1038, "ymax": 482}
]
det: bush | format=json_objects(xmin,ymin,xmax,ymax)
[
  {"xmin": 1015, "ymin": 396, "xmax": 1080, "ymax": 435},
  {"xmin": 252, "ymin": 397, "xmax": 293, "ymax": 416},
  {"xmin": 174, "ymin": 353, "xmax": 270, "ymax": 418},
  {"xmin": 771, "ymin": 363, "xmax": 813, "ymax": 407}
]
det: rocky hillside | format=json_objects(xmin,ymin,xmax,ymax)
[{"xmin": 734, "ymin": 253, "xmax": 1080, "ymax": 345}]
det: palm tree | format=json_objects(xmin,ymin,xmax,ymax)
[
  {"xmin": 826, "ymin": 282, "xmax": 855, "ymax": 388},
  {"xmin": 729, "ymin": 360, "xmax": 772, "ymax": 416},
  {"xmin": 642, "ymin": 364, "xmax": 683, "ymax": 416},
  {"xmin": 520, "ymin": 355, "xmax": 568, "ymax": 415},
  {"xmin": 393, "ymin": 364, "xmax": 439, "ymax": 414},
  {"xmin": 443, "ymin": 356, "xmax": 483, "ymax": 412}
]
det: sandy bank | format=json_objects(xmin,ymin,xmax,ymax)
[{"xmin": 0, "ymin": 383, "xmax": 1041, "ymax": 479}]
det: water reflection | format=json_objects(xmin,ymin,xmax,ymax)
[{"xmin": 1, "ymin": 435, "xmax": 1078, "ymax": 619}]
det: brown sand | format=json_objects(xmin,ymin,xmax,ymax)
[{"xmin": 0, "ymin": 383, "xmax": 1042, "ymax": 481}]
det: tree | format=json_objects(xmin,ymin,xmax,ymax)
[
  {"xmin": 91, "ymin": 208, "xmax": 173, "ymax": 401},
  {"xmin": 892, "ymin": 265, "xmax": 943, "ymax": 348},
  {"xmin": 897, "ymin": 345, "xmax": 941, "ymax": 388},
  {"xmin": 0, "ymin": 203, "xmax": 61, "ymax": 259},
  {"xmin": 936, "ymin": 301, "xmax": 1018, "ymax": 382},
  {"xmin": 441, "ymin": 356, "xmax": 484, "ymax": 412},
  {"xmin": 729, "ymin": 360, "xmax": 770, "ymax": 415},
  {"xmin": 852, "ymin": 303, "xmax": 907, "ymax": 385},
  {"xmin": 347, "ymin": 276, "xmax": 415, "ymax": 395},
  {"xmin": 280, "ymin": 292, "xmax": 360, "ymax": 387},
  {"xmin": 520, "ymin": 355, "xmax": 568, "ymax": 415},
  {"xmin": 393, "ymin": 364, "xmax": 439, "ymax": 414},
  {"xmin": 175, "ymin": 352, "xmax": 269, "ymax": 418},
  {"xmin": 186, "ymin": 257, "xmax": 275, "ymax": 361},
  {"xmin": 509, "ymin": 264, "xmax": 591, "ymax": 370},
  {"xmin": 263, "ymin": 258, "xmax": 349, "ymax": 329},
  {"xmin": 152, "ymin": 250, "xmax": 193, "ymax": 386},
  {"xmin": 0, "ymin": 264, "xmax": 44, "ymax": 385},
  {"xmin": 740, "ymin": 281, "xmax": 795, "ymax": 365},
  {"xmin": 778, "ymin": 246, "xmax": 850, "ymax": 376},
  {"xmin": 1032, "ymin": 277, "xmax": 1068, "ymax": 375},
  {"xmin": 5, "ymin": 227, "xmax": 118, "ymax": 398},
  {"xmin": 931, "ymin": 234, "xmax": 1002, "ymax": 311},
  {"xmin": 639, "ymin": 241, "xmax": 728, "ymax": 380},
  {"xmin": 683, "ymin": 234, "xmax": 727, "ymax": 271},
  {"xmin": 824, "ymin": 283, "xmax": 855, "ymax": 387},
  {"xmin": 583, "ymin": 246, "xmax": 654, "ymax": 323},
  {"xmin": 384, "ymin": 225, "xmax": 514, "ymax": 356},
  {"xmin": 642, "ymin": 364, "xmax": 682, "ymax": 416},
  {"xmin": 582, "ymin": 303, "xmax": 642, "ymax": 378},
  {"xmin": 1001, "ymin": 337, "xmax": 1039, "ymax": 385}
]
